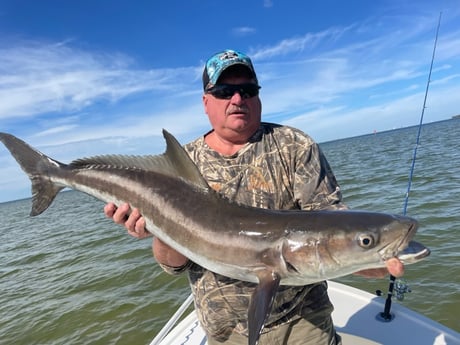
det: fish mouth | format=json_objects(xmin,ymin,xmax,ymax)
[
  {"xmin": 397, "ymin": 240, "xmax": 431, "ymax": 264},
  {"xmin": 397, "ymin": 221, "xmax": 418, "ymax": 252},
  {"xmin": 380, "ymin": 221, "xmax": 418, "ymax": 261},
  {"xmin": 380, "ymin": 221, "xmax": 430, "ymax": 264}
]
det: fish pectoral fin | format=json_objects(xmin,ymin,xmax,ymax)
[{"xmin": 248, "ymin": 271, "xmax": 280, "ymax": 345}]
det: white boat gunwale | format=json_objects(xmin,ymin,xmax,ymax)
[{"xmin": 153, "ymin": 280, "xmax": 460, "ymax": 345}]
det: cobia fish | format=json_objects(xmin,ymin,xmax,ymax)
[{"xmin": 0, "ymin": 130, "xmax": 430, "ymax": 345}]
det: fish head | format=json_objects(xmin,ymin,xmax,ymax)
[{"xmin": 279, "ymin": 211, "xmax": 426, "ymax": 285}]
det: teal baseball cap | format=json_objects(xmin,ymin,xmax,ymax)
[{"xmin": 202, "ymin": 49, "xmax": 258, "ymax": 90}]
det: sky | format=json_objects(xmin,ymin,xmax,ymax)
[{"xmin": 0, "ymin": 0, "xmax": 459, "ymax": 202}]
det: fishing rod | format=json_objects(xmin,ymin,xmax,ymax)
[{"xmin": 378, "ymin": 11, "xmax": 442, "ymax": 322}]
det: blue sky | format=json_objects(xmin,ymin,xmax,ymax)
[{"xmin": 1, "ymin": 0, "xmax": 459, "ymax": 202}]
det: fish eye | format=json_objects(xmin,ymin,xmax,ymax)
[{"xmin": 358, "ymin": 234, "xmax": 375, "ymax": 249}]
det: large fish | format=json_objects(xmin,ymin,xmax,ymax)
[{"xmin": 0, "ymin": 131, "xmax": 429, "ymax": 345}]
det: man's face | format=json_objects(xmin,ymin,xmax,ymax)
[{"xmin": 203, "ymin": 75, "xmax": 262, "ymax": 143}]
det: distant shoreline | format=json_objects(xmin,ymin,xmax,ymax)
[{"xmin": 320, "ymin": 117, "xmax": 457, "ymax": 144}]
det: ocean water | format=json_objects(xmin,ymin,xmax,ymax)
[{"xmin": 0, "ymin": 119, "xmax": 458, "ymax": 344}]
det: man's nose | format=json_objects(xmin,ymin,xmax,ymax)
[{"xmin": 230, "ymin": 91, "xmax": 244, "ymax": 104}]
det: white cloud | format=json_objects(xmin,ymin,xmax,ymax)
[
  {"xmin": 249, "ymin": 27, "xmax": 351, "ymax": 61},
  {"xmin": 232, "ymin": 27, "xmax": 256, "ymax": 36},
  {"xmin": 1, "ymin": 11, "xmax": 460, "ymax": 202},
  {"xmin": 263, "ymin": 0, "xmax": 273, "ymax": 8},
  {"xmin": 0, "ymin": 40, "xmax": 194, "ymax": 120}
]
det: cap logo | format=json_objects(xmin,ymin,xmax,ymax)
[{"xmin": 219, "ymin": 51, "xmax": 239, "ymax": 61}]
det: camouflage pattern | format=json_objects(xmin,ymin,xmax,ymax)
[{"xmin": 173, "ymin": 123, "xmax": 345, "ymax": 342}]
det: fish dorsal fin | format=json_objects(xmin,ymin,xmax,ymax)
[
  {"xmin": 69, "ymin": 130, "xmax": 209, "ymax": 189},
  {"xmin": 162, "ymin": 129, "xmax": 209, "ymax": 189}
]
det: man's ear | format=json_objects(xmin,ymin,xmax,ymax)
[{"xmin": 202, "ymin": 94, "xmax": 209, "ymax": 114}]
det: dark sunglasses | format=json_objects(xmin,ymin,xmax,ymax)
[{"xmin": 206, "ymin": 83, "xmax": 261, "ymax": 100}]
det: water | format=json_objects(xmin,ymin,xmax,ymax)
[{"xmin": 1, "ymin": 119, "xmax": 459, "ymax": 344}]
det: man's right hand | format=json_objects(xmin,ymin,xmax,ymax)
[
  {"xmin": 104, "ymin": 202, "xmax": 150, "ymax": 239},
  {"xmin": 104, "ymin": 202, "xmax": 189, "ymax": 268}
]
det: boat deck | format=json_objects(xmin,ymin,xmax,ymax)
[{"xmin": 156, "ymin": 281, "xmax": 460, "ymax": 345}]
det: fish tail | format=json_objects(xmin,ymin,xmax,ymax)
[{"xmin": 0, "ymin": 133, "xmax": 64, "ymax": 216}]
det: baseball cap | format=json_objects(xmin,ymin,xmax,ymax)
[{"xmin": 202, "ymin": 49, "xmax": 258, "ymax": 90}]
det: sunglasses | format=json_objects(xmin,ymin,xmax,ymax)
[{"xmin": 206, "ymin": 83, "xmax": 261, "ymax": 100}]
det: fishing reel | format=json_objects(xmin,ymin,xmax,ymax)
[
  {"xmin": 376, "ymin": 279, "xmax": 411, "ymax": 301},
  {"xmin": 376, "ymin": 278, "xmax": 412, "ymax": 322},
  {"xmin": 393, "ymin": 279, "xmax": 412, "ymax": 301}
]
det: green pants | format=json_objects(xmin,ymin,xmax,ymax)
[{"xmin": 206, "ymin": 316, "xmax": 342, "ymax": 345}]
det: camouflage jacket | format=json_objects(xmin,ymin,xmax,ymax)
[{"xmin": 166, "ymin": 122, "xmax": 345, "ymax": 341}]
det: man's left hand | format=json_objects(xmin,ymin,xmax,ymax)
[{"xmin": 354, "ymin": 258, "xmax": 404, "ymax": 278}]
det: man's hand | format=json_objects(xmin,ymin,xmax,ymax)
[
  {"xmin": 354, "ymin": 258, "xmax": 405, "ymax": 278},
  {"xmin": 104, "ymin": 202, "xmax": 150, "ymax": 239},
  {"xmin": 104, "ymin": 202, "xmax": 188, "ymax": 268}
]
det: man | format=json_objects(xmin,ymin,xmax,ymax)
[{"xmin": 105, "ymin": 49, "xmax": 404, "ymax": 344}]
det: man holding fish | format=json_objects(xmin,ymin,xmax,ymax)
[{"xmin": 105, "ymin": 50, "xmax": 405, "ymax": 345}]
